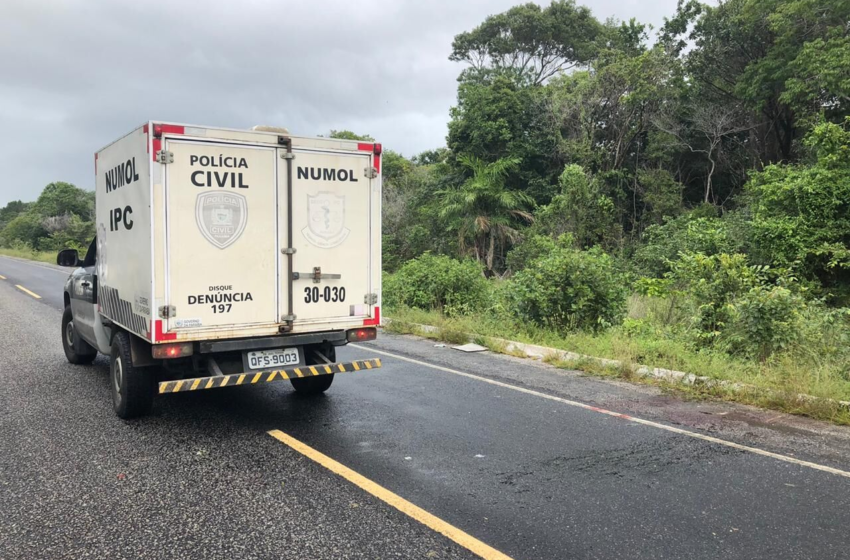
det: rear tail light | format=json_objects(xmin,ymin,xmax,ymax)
[
  {"xmin": 152, "ymin": 342, "xmax": 193, "ymax": 359},
  {"xmin": 346, "ymin": 327, "xmax": 377, "ymax": 342}
]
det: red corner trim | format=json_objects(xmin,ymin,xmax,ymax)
[
  {"xmin": 363, "ymin": 306, "xmax": 380, "ymax": 326},
  {"xmin": 150, "ymin": 124, "xmax": 184, "ymax": 160},
  {"xmin": 153, "ymin": 319, "xmax": 177, "ymax": 341},
  {"xmin": 94, "ymin": 152, "xmax": 98, "ymax": 174},
  {"xmin": 157, "ymin": 124, "xmax": 185, "ymax": 136},
  {"xmin": 357, "ymin": 143, "xmax": 381, "ymax": 174}
]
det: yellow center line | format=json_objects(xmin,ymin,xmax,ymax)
[
  {"xmin": 267, "ymin": 429, "xmax": 513, "ymax": 560},
  {"xmin": 0, "ymin": 274, "xmax": 6, "ymax": 280},
  {"xmin": 15, "ymin": 285, "xmax": 41, "ymax": 299}
]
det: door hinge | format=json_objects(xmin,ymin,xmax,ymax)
[
  {"xmin": 364, "ymin": 166, "xmax": 378, "ymax": 179},
  {"xmin": 159, "ymin": 305, "xmax": 176, "ymax": 319},
  {"xmin": 280, "ymin": 314, "xmax": 297, "ymax": 322},
  {"xmin": 364, "ymin": 293, "xmax": 378, "ymax": 305},
  {"xmin": 280, "ymin": 152, "xmax": 295, "ymax": 160},
  {"xmin": 280, "ymin": 247, "xmax": 297, "ymax": 255},
  {"xmin": 156, "ymin": 150, "xmax": 174, "ymax": 164}
]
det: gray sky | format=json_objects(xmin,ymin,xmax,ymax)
[{"xmin": 0, "ymin": 0, "xmax": 678, "ymax": 206}]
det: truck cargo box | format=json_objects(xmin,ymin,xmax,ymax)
[{"xmin": 94, "ymin": 122, "xmax": 382, "ymax": 344}]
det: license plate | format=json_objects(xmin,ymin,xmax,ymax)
[{"xmin": 247, "ymin": 348, "xmax": 300, "ymax": 370}]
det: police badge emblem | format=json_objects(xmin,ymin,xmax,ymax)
[
  {"xmin": 302, "ymin": 192, "xmax": 350, "ymax": 248},
  {"xmin": 195, "ymin": 192, "xmax": 248, "ymax": 249}
]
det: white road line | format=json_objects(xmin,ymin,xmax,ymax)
[
  {"xmin": 351, "ymin": 344, "xmax": 850, "ymax": 479},
  {"xmin": 0, "ymin": 255, "xmax": 68, "ymax": 274}
]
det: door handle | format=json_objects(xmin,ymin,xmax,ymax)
[{"xmin": 292, "ymin": 267, "xmax": 341, "ymax": 283}]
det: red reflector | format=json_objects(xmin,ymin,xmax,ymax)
[
  {"xmin": 152, "ymin": 343, "xmax": 193, "ymax": 359},
  {"xmin": 347, "ymin": 328, "xmax": 377, "ymax": 342}
]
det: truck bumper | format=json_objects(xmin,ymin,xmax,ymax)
[{"xmin": 157, "ymin": 358, "xmax": 381, "ymax": 394}]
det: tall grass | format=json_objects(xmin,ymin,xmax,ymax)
[
  {"xmin": 386, "ymin": 298, "xmax": 850, "ymax": 421},
  {"xmin": 0, "ymin": 246, "xmax": 57, "ymax": 264}
]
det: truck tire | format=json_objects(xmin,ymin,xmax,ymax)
[
  {"xmin": 110, "ymin": 332, "xmax": 154, "ymax": 419},
  {"xmin": 62, "ymin": 306, "xmax": 97, "ymax": 365},
  {"xmin": 290, "ymin": 344, "xmax": 335, "ymax": 395}
]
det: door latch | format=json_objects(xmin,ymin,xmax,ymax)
[{"xmin": 292, "ymin": 267, "xmax": 342, "ymax": 284}]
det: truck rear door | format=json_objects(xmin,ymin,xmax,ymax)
[
  {"xmin": 285, "ymin": 148, "xmax": 373, "ymax": 325},
  {"xmin": 164, "ymin": 140, "xmax": 281, "ymax": 331}
]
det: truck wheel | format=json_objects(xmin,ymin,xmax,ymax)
[
  {"xmin": 290, "ymin": 344, "xmax": 335, "ymax": 395},
  {"xmin": 62, "ymin": 306, "xmax": 97, "ymax": 365},
  {"xmin": 110, "ymin": 332, "xmax": 154, "ymax": 419}
]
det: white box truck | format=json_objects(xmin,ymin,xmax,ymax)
[{"xmin": 57, "ymin": 122, "xmax": 382, "ymax": 418}]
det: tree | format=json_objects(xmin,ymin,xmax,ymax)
[
  {"xmin": 746, "ymin": 119, "xmax": 850, "ymax": 297},
  {"xmin": 327, "ymin": 130, "xmax": 374, "ymax": 141},
  {"xmin": 33, "ymin": 182, "xmax": 94, "ymax": 220},
  {"xmin": 661, "ymin": 0, "xmax": 850, "ymax": 163},
  {"xmin": 0, "ymin": 200, "xmax": 30, "ymax": 229},
  {"xmin": 447, "ymin": 73, "xmax": 562, "ymax": 203},
  {"xmin": 450, "ymin": 0, "xmax": 602, "ymax": 86},
  {"xmin": 532, "ymin": 164, "xmax": 619, "ymax": 249},
  {"xmin": 439, "ymin": 156, "xmax": 534, "ymax": 274},
  {"xmin": 653, "ymin": 101, "xmax": 756, "ymax": 204},
  {"xmin": 0, "ymin": 212, "xmax": 47, "ymax": 248}
]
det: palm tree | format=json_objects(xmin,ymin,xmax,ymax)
[{"xmin": 439, "ymin": 155, "xmax": 534, "ymax": 274}]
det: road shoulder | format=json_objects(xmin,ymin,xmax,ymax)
[{"xmin": 363, "ymin": 333, "xmax": 850, "ymax": 471}]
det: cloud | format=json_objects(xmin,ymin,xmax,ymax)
[{"xmin": 0, "ymin": 0, "xmax": 678, "ymax": 205}]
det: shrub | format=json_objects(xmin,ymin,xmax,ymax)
[
  {"xmin": 532, "ymin": 165, "xmax": 620, "ymax": 250},
  {"xmin": 723, "ymin": 286, "xmax": 807, "ymax": 361},
  {"xmin": 505, "ymin": 234, "xmax": 558, "ymax": 272},
  {"xmin": 745, "ymin": 119, "xmax": 850, "ymax": 297},
  {"xmin": 383, "ymin": 253, "xmax": 489, "ymax": 316},
  {"xmin": 633, "ymin": 212, "xmax": 741, "ymax": 277},
  {"xmin": 666, "ymin": 252, "xmax": 763, "ymax": 344},
  {"xmin": 508, "ymin": 246, "xmax": 627, "ymax": 332}
]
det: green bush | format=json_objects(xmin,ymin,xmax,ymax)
[
  {"xmin": 746, "ymin": 119, "xmax": 850, "ymax": 298},
  {"xmin": 505, "ymin": 234, "xmax": 558, "ymax": 272},
  {"xmin": 633, "ymin": 212, "xmax": 741, "ymax": 277},
  {"xmin": 666, "ymin": 252, "xmax": 762, "ymax": 344},
  {"xmin": 383, "ymin": 253, "xmax": 489, "ymax": 316},
  {"xmin": 723, "ymin": 286, "xmax": 807, "ymax": 361},
  {"xmin": 508, "ymin": 246, "xmax": 627, "ymax": 332}
]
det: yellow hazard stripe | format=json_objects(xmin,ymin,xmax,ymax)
[{"xmin": 157, "ymin": 359, "xmax": 382, "ymax": 393}]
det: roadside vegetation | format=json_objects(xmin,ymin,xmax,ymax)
[
  {"xmin": 0, "ymin": 181, "xmax": 95, "ymax": 259},
  {"xmin": 3, "ymin": 0, "xmax": 850, "ymax": 419},
  {"xmin": 380, "ymin": 0, "xmax": 850, "ymax": 421}
]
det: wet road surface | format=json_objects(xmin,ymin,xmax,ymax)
[{"xmin": 2, "ymin": 254, "xmax": 850, "ymax": 559}]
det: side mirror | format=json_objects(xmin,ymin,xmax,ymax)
[{"xmin": 57, "ymin": 249, "xmax": 81, "ymax": 267}]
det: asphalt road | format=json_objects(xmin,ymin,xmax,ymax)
[{"xmin": 2, "ymin": 254, "xmax": 850, "ymax": 559}]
